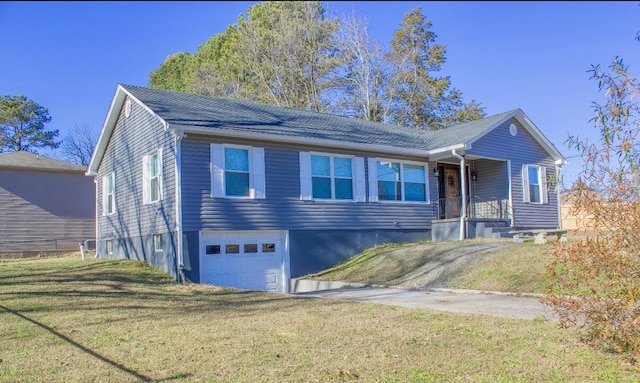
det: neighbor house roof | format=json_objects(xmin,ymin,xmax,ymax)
[
  {"xmin": 0, "ymin": 151, "xmax": 87, "ymax": 173},
  {"xmin": 87, "ymin": 84, "xmax": 566, "ymax": 175}
]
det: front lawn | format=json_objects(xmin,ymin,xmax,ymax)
[{"xmin": 0, "ymin": 257, "xmax": 637, "ymax": 382}]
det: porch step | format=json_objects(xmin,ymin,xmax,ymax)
[{"xmin": 473, "ymin": 221, "xmax": 510, "ymax": 239}]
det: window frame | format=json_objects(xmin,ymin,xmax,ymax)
[
  {"xmin": 522, "ymin": 164, "xmax": 548, "ymax": 204},
  {"xmin": 223, "ymin": 144, "xmax": 253, "ymax": 199},
  {"xmin": 211, "ymin": 143, "xmax": 266, "ymax": 200},
  {"xmin": 106, "ymin": 240, "xmax": 113, "ymax": 255},
  {"xmin": 310, "ymin": 152, "xmax": 355, "ymax": 201},
  {"xmin": 143, "ymin": 148, "xmax": 163, "ymax": 205},
  {"xmin": 153, "ymin": 234, "xmax": 163, "ymax": 252},
  {"xmin": 102, "ymin": 172, "xmax": 115, "ymax": 216},
  {"xmin": 372, "ymin": 158, "xmax": 430, "ymax": 204}
]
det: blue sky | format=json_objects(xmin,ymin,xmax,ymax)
[{"xmin": 1, "ymin": 1, "xmax": 639, "ymax": 186}]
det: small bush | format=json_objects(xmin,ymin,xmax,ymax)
[{"xmin": 544, "ymin": 43, "xmax": 640, "ymax": 360}]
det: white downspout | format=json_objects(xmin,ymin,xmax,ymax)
[
  {"xmin": 452, "ymin": 149, "xmax": 466, "ymax": 241},
  {"xmin": 172, "ymin": 128, "xmax": 185, "ymax": 282},
  {"xmin": 94, "ymin": 177, "xmax": 99, "ymax": 258},
  {"xmin": 555, "ymin": 164, "xmax": 562, "ymax": 229},
  {"xmin": 507, "ymin": 160, "xmax": 515, "ymax": 228}
]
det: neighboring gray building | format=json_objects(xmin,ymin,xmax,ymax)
[
  {"xmin": 0, "ymin": 151, "xmax": 95, "ymax": 254},
  {"xmin": 87, "ymin": 84, "xmax": 566, "ymax": 292}
]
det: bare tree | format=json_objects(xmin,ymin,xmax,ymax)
[
  {"xmin": 331, "ymin": 12, "xmax": 398, "ymax": 122},
  {"xmin": 60, "ymin": 123, "xmax": 98, "ymax": 166}
]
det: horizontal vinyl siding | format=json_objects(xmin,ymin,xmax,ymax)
[
  {"xmin": 472, "ymin": 159, "xmax": 508, "ymax": 201},
  {"xmin": 0, "ymin": 170, "xmax": 95, "ymax": 252},
  {"xmin": 181, "ymin": 136, "xmax": 437, "ymax": 232},
  {"xmin": 468, "ymin": 118, "xmax": 558, "ymax": 228},
  {"xmin": 96, "ymin": 97, "xmax": 177, "ymax": 255}
]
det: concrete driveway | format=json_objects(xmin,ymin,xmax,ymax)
[{"xmin": 296, "ymin": 287, "xmax": 559, "ymax": 322}]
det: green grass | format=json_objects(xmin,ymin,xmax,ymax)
[
  {"xmin": 307, "ymin": 239, "xmax": 555, "ymax": 293},
  {"xmin": 1, "ymin": 256, "xmax": 639, "ymax": 382}
]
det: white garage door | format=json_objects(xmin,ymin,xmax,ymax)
[{"xmin": 200, "ymin": 231, "xmax": 288, "ymax": 293}]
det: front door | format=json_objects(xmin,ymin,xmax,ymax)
[{"xmin": 443, "ymin": 166, "xmax": 461, "ymax": 218}]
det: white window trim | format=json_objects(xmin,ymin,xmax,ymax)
[
  {"xmin": 300, "ymin": 152, "xmax": 366, "ymax": 202},
  {"xmin": 210, "ymin": 143, "xmax": 266, "ymax": 200},
  {"xmin": 102, "ymin": 172, "xmax": 115, "ymax": 216},
  {"xmin": 153, "ymin": 234, "xmax": 163, "ymax": 252},
  {"xmin": 106, "ymin": 240, "xmax": 113, "ymax": 255},
  {"xmin": 370, "ymin": 157, "xmax": 430, "ymax": 204},
  {"xmin": 522, "ymin": 164, "xmax": 548, "ymax": 204},
  {"xmin": 143, "ymin": 148, "xmax": 163, "ymax": 205}
]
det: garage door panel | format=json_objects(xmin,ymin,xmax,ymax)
[{"xmin": 201, "ymin": 231, "xmax": 286, "ymax": 293}]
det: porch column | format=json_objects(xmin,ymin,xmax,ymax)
[{"xmin": 452, "ymin": 150, "xmax": 466, "ymax": 240}]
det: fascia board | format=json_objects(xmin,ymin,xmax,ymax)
[{"xmin": 515, "ymin": 111, "xmax": 567, "ymax": 163}]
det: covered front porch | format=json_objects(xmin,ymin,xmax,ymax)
[{"xmin": 429, "ymin": 153, "xmax": 513, "ymax": 241}]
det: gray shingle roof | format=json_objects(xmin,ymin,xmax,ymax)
[
  {"xmin": 122, "ymin": 84, "xmax": 433, "ymax": 150},
  {"xmin": 0, "ymin": 151, "xmax": 87, "ymax": 173},
  {"xmin": 422, "ymin": 109, "xmax": 518, "ymax": 149},
  {"xmin": 121, "ymin": 85, "xmax": 528, "ymax": 156}
]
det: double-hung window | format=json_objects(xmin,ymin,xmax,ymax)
[
  {"xmin": 225, "ymin": 147, "xmax": 251, "ymax": 197},
  {"xmin": 211, "ymin": 144, "xmax": 266, "ymax": 199},
  {"xmin": 369, "ymin": 159, "xmax": 428, "ymax": 203},
  {"xmin": 143, "ymin": 149, "xmax": 163, "ymax": 204},
  {"xmin": 299, "ymin": 152, "xmax": 366, "ymax": 202},
  {"xmin": 311, "ymin": 154, "xmax": 353, "ymax": 200},
  {"xmin": 102, "ymin": 172, "xmax": 115, "ymax": 215},
  {"xmin": 523, "ymin": 164, "xmax": 548, "ymax": 204}
]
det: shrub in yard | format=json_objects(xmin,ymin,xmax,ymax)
[{"xmin": 544, "ymin": 36, "xmax": 640, "ymax": 360}]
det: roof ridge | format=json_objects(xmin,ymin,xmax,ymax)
[{"xmin": 0, "ymin": 151, "xmax": 87, "ymax": 172}]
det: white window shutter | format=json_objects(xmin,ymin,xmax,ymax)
[
  {"xmin": 111, "ymin": 173, "xmax": 116, "ymax": 213},
  {"xmin": 102, "ymin": 175, "xmax": 108, "ymax": 215},
  {"xmin": 368, "ymin": 158, "xmax": 378, "ymax": 202},
  {"xmin": 540, "ymin": 166, "xmax": 548, "ymax": 204},
  {"xmin": 210, "ymin": 144, "xmax": 225, "ymax": 198},
  {"xmin": 142, "ymin": 155, "xmax": 150, "ymax": 204},
  {"xmin": 424, "ymin": 162, "xmax": 430, "ymax": 202},
  {"xmin": 354, "ymin": 157, "xmax": 366, "ymax": 202},
  {"xmin": 522, "ymin": 165, "xmax": 530, "ymax": 203},
  {"xmin": 252, "ymin": 147, "xmax": 266, "ymax": 199},
  {"xmin": 299, "ymin": 151, "xmax": 312, "ymax": 200},
  {"xmin": 157, "ymin": 148, "xmax": 164, "ymax": 201}
]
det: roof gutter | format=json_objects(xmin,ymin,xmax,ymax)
[
  {"xmin": 427, "ymin": 143, "xmax": 468, "ymax": 156},
  {"xmin": 451, "ymin": 149, "xmax": 467, "ymax": 241}
]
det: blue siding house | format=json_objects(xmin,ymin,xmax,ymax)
[{"xmin": 87, "ymin": 85, "xmax": 566, "ymax": 292}]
